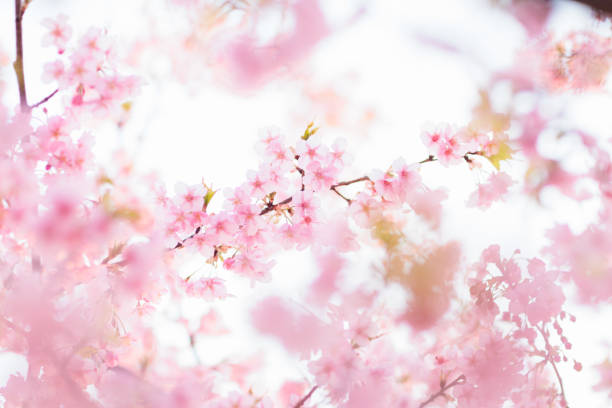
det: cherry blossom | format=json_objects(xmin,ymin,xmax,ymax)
[
  {"xmin": 467, "ymin": 172, "xmax": 514, "ymax": 208},
  {"xmin": 41, "ymin": 14, "xmax": 72, "ymax": 54},
  {"xmin": 185, "ymin": 277, "xmax": 228, "ymax": 300}
]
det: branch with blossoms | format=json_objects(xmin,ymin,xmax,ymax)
[
  {"xmin": 329, "ymin": 175, "xmax": 370, "ymax": 203},
  {"xmin": 463, "ymin": 246, "xmax": 583, "ymax": 407},
  {"xmin": 537, "ymin": 324, "xmax": 569, "ymax": 408},
  {"xmin": 172, "ymin": 140, "xmax": 487, "ymax": 252}
]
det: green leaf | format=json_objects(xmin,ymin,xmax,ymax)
[
  {"xmin": 301, "ymin": 122, "xmax": 319, "ymax": 140},
  {"xmin": 486, "ymin": 141, "xmax": 513, "ymax": 170}
]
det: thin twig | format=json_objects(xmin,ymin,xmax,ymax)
[
  {"xmin": 419, "ymin": 374, "xmax": 466, "ymax": 408},
  {"xmin": 331, "ymin": 176, "xmax": 370, "ymax": 188},
  {"xmin": 292, "ymin": 385, "xmax": 318, "ymax": 408},
  {"xmin": 170, "ymin": 225, "xmax": 202, "ymax": 250},
  {"xmin": 419, "ymin": 154, "xmax": 436, "ymax": 164},
  {"xmin": 30, "ymin": 88, "xmax": 59, "ymax": 109},
  {"xmin": 330, "ymin": 186, "xmax": 352, "ymax": 203},
  {"xmin": 259, "ymin": 196, "xmax": 293, "ymax": 216},
  {"xmin": 329, "ymin": 176, "xmax": 371, "ymax": 204},
  {"xmin": 296, "ymin": 165, "xmax": 305, "ymax": 191}
]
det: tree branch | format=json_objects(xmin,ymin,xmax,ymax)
[
  {"xmin": 329, "ymin": 176, "xmax": 371, "ymax": 204},
  {"xmin": 331, "ymin": 176, "xmax": 370, "ymax": 188},
  {"xmin": 171, "ymin": 225, "xmax": 202, "ymax": 250},
  {"xmin": 419, "ymin": 374, "xmax": 466, "ymax": 408},
  {"xmin": 13, "ymin": 0, "xmax": 28, "ymax": 112},
  {"xmin": 330, "ymin": 185, "xmax": 352, "ymax": 203},
  {"xmin": 30, "ymin": 88, "xmax": 59, "ymax": 109},
  {"xmin": 259, "ymin": 196, "xmax": 293, "ymax": 216},
  {"xmin": 171, "ymin": 151, "xmax": 484, "ymax": 250},
  {"xmin": 569, "ymin": 0, "xmax": 612, "ymax": 15},
  {"xmin": 292, "ymin": 385, "xmax": 317, "ymax": 408},
  {"xmin": 419, "ymin": 155, "xmax": 436, "ymax": 164}
]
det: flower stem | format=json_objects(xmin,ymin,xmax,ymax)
[
  {"xmin": 419, "ymin": 374, "xmax": 466, "ymax": 408},
  {"xmin": 31, "ymin": 88, "xmax": 59, "ymax": 109},
  {"xmin": 292, "ymin": 385, "xmax": 317, "ymax": 408}
]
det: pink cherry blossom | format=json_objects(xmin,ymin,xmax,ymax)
[
  {"xmin": 42, "ymin": 60, "xmax": 67, "ymax": 85},
  {"xmin": 245, "ymin": 168, "xmax": 272, "ymax": 198},
  {"xmin": 41, "ymin": 14, "xmax": 72, "ymax": 54},
  {"xmin": 467, "ymin": 172, "xmax": 513, "ymax": 208},
  {"xmin": 185, "ymin": 277, "xmax": 228, "ymax": 300},
  {"xmin": 349, "ymin": 192, "xmax": 382, "ymax": 227},
  {"xmin": 174, "ymin": 182, "xmax": 206, "ymax": 212},
  {"xmin": 303, "ymin": 160, "xmax": 337, "ymax": 191},
  {"xmin": 218, "ymin": 0, "xmax": 329, "ymax": 89},
  {"xmin": 595, "ymin": 360, "xmax": 612, "ymax": 398},
  {"xmin": 566, "ymin": 31, "xmax": 612, "ymax": 90},
  {"xmin": 295, "ymin": 134, "xmax": 329, "ymax": 167},
  {"xmin": 421, "ymin": 123, "xmax": 474, "ymax": 166},
  {"xmin": 251, "ymin": 297, "xmax": 332, "ymax": 354},
  {"xmin": 207, "ymin": 212, "xmax": 239, "ymax": 244},
  {"xmin": 224, "ymin": 251, "xmax": 274, "ymax": 284}
]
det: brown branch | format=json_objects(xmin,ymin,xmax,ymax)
[
  {"xmin": 537, "ymin": 325, "xmax": 569, "ymax": 408},
  {"xmin": 419, "ymin": 155, "xmax": 436, "ymax": 164},
  {"xmin": 419, "ymin": 374, "xmax": 466, "ymax": 408},
  {"xmin": 330, "ymin": 186, "xmax": 352, "ymax": 203},
  {"xmin": 292, "ymin": 385, "xmax": 318, "ymax": 408},
  {"xmin": 569, "ymin": 0, "xmax": 612, "ymax": 15},
  {"xmin": 329, "ymin": 176, "xmax": 371, "ymax": 204},
  {"xmin": 171, "ymin": 225, "xmax": 202, "ymax": 250},
  {"xmin": 462, "ymin": 151, "xmax": 484, "ymax": 164},
  {"xmin": 31, "ymin": 88, "xmax": 59, "ymax": 109},
  {"xmin": 331, "ymin": 176, "xmax": 370, "ymax": 188},
  {"xmin": 13, "ymin": 0, "xmax": 28, "ymax": 112},
  {"xmin": 296, "ymin": 165, "xmax": 305, "ymax": 191},
  {"xmin": 259, "ymin": 196, "xmax": 293, "ymax": 216}
]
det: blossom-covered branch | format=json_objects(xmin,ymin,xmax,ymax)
[{"xmin": 537, "ymin": 325, "xmax": 569, "ymax": 408}]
